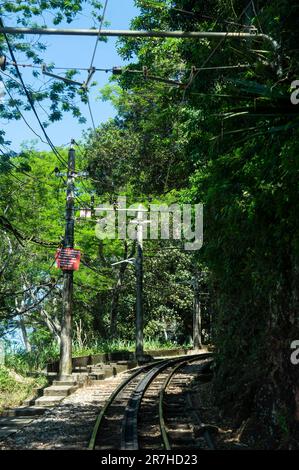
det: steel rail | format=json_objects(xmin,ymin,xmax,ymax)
[
  {"xmin": 120, "ymin": 353, "xmax": 212, "ymax": 450},
  {"xmin": 87, "ymin": 360, "xmax": 164, "ymax": 450},
  {"xmin": 159, "ymin": 357, "xmax": 214, "ymax": 450}
]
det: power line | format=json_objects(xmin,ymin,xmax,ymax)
[
  {"xmin": 0, "ymin": 69, "xmax": 24, "ymax": 88},
  {"xmin": 88, "ymin": 0, "xmax": 109, "ymax": 71},
  {"xmin": 86, "ymin": 93, "xmax": 96, "ymax": 131},
  {"xmin": 82, "ymin": 0, "xmax": 109, "ymax": 131},
  {"xmin": 7, "ymin": 61, "xmax": 113, "ymax": 73},
  {"xmin": 5, "ymin": 59, "xmax": 249, "ymax": 78},
  {"xmin": 0, "ymin": 18, "xmax": 67, "ymax": 168},
  {"xmin": 0, "ymin": 280, "xmax": 58, "ymax": 298},
  {"xmin": 0, "ymin": 147, "xmax": 32, "ymax": 187}
]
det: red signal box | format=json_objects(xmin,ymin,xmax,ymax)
[{"xmin": 55, "ymin": 248, "xmax": 81, "ymax": 271}]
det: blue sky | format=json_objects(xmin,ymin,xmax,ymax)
[{"xmin": 2, "ymin": 0, "xmax": 139, "ymax": 152}]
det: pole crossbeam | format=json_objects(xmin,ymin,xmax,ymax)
[{"xmin": 0, "ymin": 27, "xmax": 279, "ymax": 50}]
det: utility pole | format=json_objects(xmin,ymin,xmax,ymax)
[
  {"xmin": 107, "ymin": 205, "xmax": 149, "ymax": 362},
  {"xmin": 59, "ymin": 139, "xmax": 76, "ymax": 379},
  {"xmin": 135, "ymin": 209, "xmax": 144, "ymax": 362}
]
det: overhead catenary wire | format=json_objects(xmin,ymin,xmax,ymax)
[
  {"xmin": 80, "ymin": 0, "xmax": 109, "ymax": 131},
  {"xmin": 0, "ymin": 147, "xmax": 36, "ymax": 188},
  {"xmin": 2, "ymin": 60, "xmax": 250, "ymax": 89},
  {"xmin": 88, "ymin": 0, "xmax": 109, "ymax": 72},
  {"xmin": 86, "ymin": 92, "xmax": 96, "ymax": 130},
  {"xmin": 0, "ymin": 280, "xmax": 59, "ymax": 298},
  {"xmin": 0, "ymin": 69, "xmax": 25, "ymax": 88},
  {"xmin": 3, "ymin": 44, "xmax": 253, "ymax": 76},
  {"xmin": 7, "ymin": 62, "xmax": 113, "ymax": 72},
  {"xmin": 138, "ymin": 0, "xmax": 258, "ymax": 29}
]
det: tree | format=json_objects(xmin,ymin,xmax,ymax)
[
  {"xmin": 85, "ymin": 0, "xmax": 299, "ymax": 447},
  {"xmin": 0, "ymin": 1, "xmax": 105, "ymax": 145}
]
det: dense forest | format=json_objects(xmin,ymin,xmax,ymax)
[{"xmin": 0, "ymin": 0, "xmax": 298, "ymax": 449}]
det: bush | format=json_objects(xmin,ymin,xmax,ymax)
[{"xmin": 0, "ymin": 366, "xmax": 45, "ymax": 412}]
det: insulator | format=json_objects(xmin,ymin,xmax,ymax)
[
  {"xmin": 0, "ymin": 55, "xmax": 6, "ymax": 71},
  {"xmin": 112, "ymin": 66, "xmax": 123, "ymax": 75}
]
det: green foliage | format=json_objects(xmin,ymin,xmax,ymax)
[
  {"xmin": 1, "ymin": 0, "xmax": 298, "ymax": 447},
  {"xmin": 0, "ymin": 365, "xmax": 45, "ymax": 412},
  {"xmin": 4, "ymin": 339, "xmax": 180, "ymax": 374},
  {"xmin": 0, "ymin": 1, "xmax": 105, "ymax": 135},
  {"xmin": 5, "ymin": 346, "xmax": 59, "ymax": 374},
  {"xmin": 0, "ymin": 366, "xmax": 16, "ymax": 390},
  {"xmin": 85, "ymin": 0, "xmax": 299, "ymax": 447}
]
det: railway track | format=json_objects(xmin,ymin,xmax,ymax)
[{"xmin": 88, "ymin": 353, "xmax": 215, "ymax": 451}]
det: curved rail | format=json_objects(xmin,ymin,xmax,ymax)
[
  {"xmin": 159, "ymin": 357, "xmax": 215, "ymax": 450},
  {"xmin": 88, "ymin": 353, "xmax": 213, "ymax": 450},
  {"xmin": 88, "ymin": 361, "xmax": 159, "ymax": 450},
  {"xmin": 121, "ymin": 353, "xmax": 212, "ymax": 450}
]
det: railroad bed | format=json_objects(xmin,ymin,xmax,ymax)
[
  {"xmin": 0, "ymin": 353, "xmax": 214, "ymax": 450},
  {"xmin": 89, "ymin": 353, "xmax": 215, "ymax": 451}
]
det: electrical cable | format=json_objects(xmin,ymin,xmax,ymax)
[
  {"xmin": 0, "ymin": 69, "xmax": 25, "ymax": 88},
  {"xmin": 0, "ymin": 151, "xmax": 60, "ymax": 188},
  {"xmin": 82, "ymin": 0, "xmax": 109, "ymax": 131},
  {"xmin": 88, "ymin": 0, "xmax": 109, "ymax": 71},
  {"xmin": 7, "ymin": 61, "xmax": 113, "ymax": 73},
  {"xmin": 86, "ymin": 92, "xmax": 96, "ymax": 130}
]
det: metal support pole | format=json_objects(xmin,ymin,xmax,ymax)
[
  {"xmin": 135, "ymin": 209, "xmax": 144, "ymax": 362},
  {"xmin": 59, "ymin": 139, "xmax": 75, "ymax": 380}
]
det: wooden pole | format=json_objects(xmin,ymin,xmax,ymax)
[{"xmin": 59, "ymin": 140, "xmax": 75, "ymax": 379}]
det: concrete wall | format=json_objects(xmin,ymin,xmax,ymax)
[{"xmin": 46, "ymin": 348, "xmax": 189, "ymax": 372}]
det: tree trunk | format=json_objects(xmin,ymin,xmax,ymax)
[
  {"xmin": 59, "ymin": 271, "xmax": 73, "ymax": 378},
  {"xmin": 40, "ymin": 308, "xmax": 61, "ymax": 346},
  {"xmin": 19, "ymin": 315, "xmax": 31, "ymax": 352},
  {"xmin": 193, "ymin": 289, "xmax": 202, "ymax": 349}
]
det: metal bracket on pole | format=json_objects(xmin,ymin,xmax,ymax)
[
  {"xmin": 81, "ymin": 66, "xmax": 96, "ymax": 90},
  {"xmin": 111, "ymin": 258, "xmax": 136, "ymax": 267},
  {"xmin": 42, "ymin": 64, "xmax": 96, "ymax": 91},
  {"xmin": 41, "ymin": 64, "xmax": 83, "ymax": 87}
]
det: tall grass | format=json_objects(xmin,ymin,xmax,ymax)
[
  {"xmin": 5, "ymin": 344, "xmax": 59, "ymax": 375},
  {"xmin": 4, "ymin": 338, "xmax": 184, "ymax": 374},
  {"xmin": 0, "ymin": 366, "xmax": 47, "ymax": 412},
  {"xmin": 71, "ymin": 338, "xmax": 181, "ymax": 356}
]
